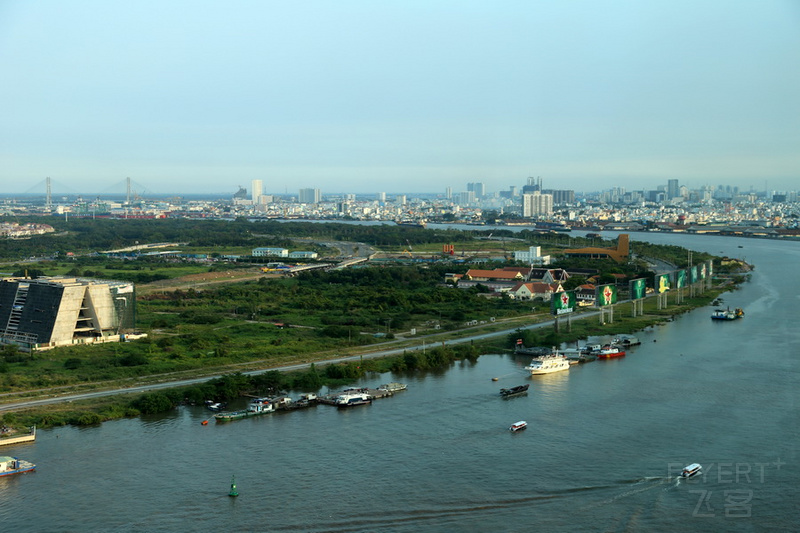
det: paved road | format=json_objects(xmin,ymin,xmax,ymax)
[{"xmin": 0, "ymin": 310, "xmax": 601, "ymax": 412}]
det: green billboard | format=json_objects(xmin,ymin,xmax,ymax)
[
  {"xmin": 690, "ymin": 265, "xmax": 698, "ymax": 284},
  {"xmin": 676, "ymin": 269, "xmax": 687, "ymax": 289},
  {"xmin": 630, "ymin": 278, "xmax": 646, "ymax": 300},
  {"xmin": 656, "ymin": 273, "xmax": 671, "ymax": 293},
  {"xmin": 551, "ymin": 290, "xmax": 576, "ymax": 315},
  {"xmin": 596, "ymin": 284, "xmax": 618, "ymax": 307}
]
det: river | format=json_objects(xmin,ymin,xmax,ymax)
[{"xmin": 1, "ymin": 232, "xmax": 797, "ymax": 532}]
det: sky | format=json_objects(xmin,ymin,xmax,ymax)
[{"xmin": 1, "ymin": 0, "xmax": 799, "ymax": 197}]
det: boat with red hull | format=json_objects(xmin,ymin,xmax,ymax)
[{"xmin": 593, "ymin": 344, "xmax": 626, "ymax": 358}]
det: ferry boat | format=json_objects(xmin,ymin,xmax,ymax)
[
  {"xmin": 681, "ymin": 463, "xmax": 702, "ymax": 478},
  {"xmin": 509, "ymin": 421, "xmax": 527, "ymax": 432},
  {"xmin": 499, "ymin": 384, "xmax": 529, "ymax": 397},
  {"xmin": 335, "ymin": 392, "xmax": 372, "ymax": 407},
  {"xmin": 525, "ymin": 352, "xmax": 570, "ymax": 374},
  {"xmin": 0, "ymin": 456, "xmax": 36, "ymax": 477},
  {"xmin": 214, "ymin": 397, "xmax": 275, "ymax": 422},
  {"xmin": 711, "ymin": 307, "xmax": 744, "ymax": 320},
  {"xmin": 592, "ymin": 345, "xmax": 626, "ymax": 358}
]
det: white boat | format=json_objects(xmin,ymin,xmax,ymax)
[
  {"xmin": 525, "ymin": 352, "xmax": 570, "ymax": 375},
  {"xmin": 681, "ymin": 463, "xmax": 702, "ymax": 478},
  {"xmin": 509, "ymin": 421, "xmax": 527, "ymax": 432},
  {"xmin": 335, "ymin": 392, "xmax": 372, "ymax": 407}
]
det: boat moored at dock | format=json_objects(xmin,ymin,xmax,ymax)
[
  {"xmin": 334, "ymin": 392, "xmax": 372, "ymax": 407},
  {"xmin": 378, "ymin": 382, "xmax": 407, "ymax": 393},
  {"xmin": 214, "ymin": 397, "xmax": 275, "ymax": 422},
  {"xmin": 592, "ymin": 345, "xmax": 626, "ymax": 358},
  {"xmin": 0, "ymin": 456, "xmax": 35, "ymax": 477},
  {"xmin": 525, "ymin": 352, "xmax": 570, "ymax": 374}
]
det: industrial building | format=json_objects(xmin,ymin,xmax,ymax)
[{"xmin": 0, "ymin": 277, "xmax": 139, "ymax": 351}]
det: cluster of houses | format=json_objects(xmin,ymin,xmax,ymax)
[{"xmin": 447, "ymin": 266, "xmax": 614, "ymax": 306}]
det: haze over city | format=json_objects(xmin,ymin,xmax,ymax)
[{"xmin": 1, "ymin": 1, "xmax": 798, "ymax": 195}]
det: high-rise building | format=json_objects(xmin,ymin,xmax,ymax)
[
  {"xmin": 299, "ymin": 188, "xmax": 321, "ymax": 204},
  {"xmin": 522, "ymin": 191, "xmax": 553, "ymax": 217},
  {"xmin": 467, "ymin": 182, "xmax": 485, "ymax": 198},
  {"xmin": 251, "ymin": 179, "xmax": 263, "ymax": 205},
  {"xmin": 445, "ymin": 187, "xmax": 452, "ymax": 199},
  {"xmin": 667, "ymin": 179, "xmax": 680, "ymax": 199},
  {"xmin": 377, "ymin": 192, "xmax": 386, "ymax": 203}
]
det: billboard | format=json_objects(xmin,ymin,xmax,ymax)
[
  {"xmin": 551, "ymin": 290, "xmax": 576, "ymax": 315},
  {"xmin": 656, "ymin": 273, "xmax": 671, "ymax": 293},
  {"xmin": 708, "ymin": 259, "xmax": 713, "ymax": 277},
  {"xmin": 630, "ymin": 278, "xmax": 646, "ymax": 300},
  {"xmin": 690, "ymin": 265, "xmax": 699, "ymax": 284},
  {"xmin": 596, "ymin": 284, "xmax": 618, "ymax": 307},
  {"xmin": 699, "ymin": 262, "xmax": 708, "ymax": 280},
  {"xmin": 676, "ymin": 269, "xmax": 687, "ymax": 289}
]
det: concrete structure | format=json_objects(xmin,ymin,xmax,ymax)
[
  {"xmin": 522, "ymin": 191, "xmax": 553, "ymax": 217},
  {"xmin": 299, "ymin": 188, "xmax": 321, "ymax": 204},
  {"xmin": 252, "ymin": 247, "xmax": 289, "ymax": 258},
  {"xmin": 251, "ymin": 179, "xmax": 263, "ymax": 205},
  {"xmin": 513, "ymin": 246, "xmax": 551, "ymax": 265},
  {"xmin": 563, "ymin": 234, "xmax": 630, "ymax": 263},
  {"xmin": 0, "ymin": 277, "xmax": 137, "ymax": 351}
]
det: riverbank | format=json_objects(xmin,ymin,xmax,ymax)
[{"xmin": 0, "ymin": 280, "xmax": 733, "ymax": 432}]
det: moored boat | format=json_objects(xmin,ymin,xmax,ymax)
[
  {"xmin": 0, "ymin": 456, "xmax": 36, "ymax": 477},
  {"xmin": 214, "ymin": 397, "xmax": 275, "ymax": 422},
  {"xmin": 335, "ymin": 392, "xmax": 372, "ymax": 407},
  {"xmin": 525, "ymin": 351, "xmax": 570, "ymax": 374},
  {"xmin": 500, "ymin": 384, "xmax": 529, "ymax": 397},
  {"xmin": 509, "ymin": 421, "xmax": 527, "ymax": 432},
  {"xmin": 592, "ymin": 344, "xmax": 626, "ymax": 358},
  {"xmin": 378, "ymin": 382, "xmax": 407, "ymax": 392},
  {"xmin": 681, "ymin": 463, "xmax": 702, "ymax": 478},
  {"xmin": 514, "ymin": 339, "xmax": 552, "ymax": 357},
  {"xmin": 612, "ymin": 334, "xmax": 641, "ymax": 347}
]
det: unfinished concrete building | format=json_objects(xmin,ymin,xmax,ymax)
[{"xmin": 0, "ymin": 277, "xmax": 138, "ymax": 351}]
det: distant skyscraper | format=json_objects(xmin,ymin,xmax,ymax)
[
  {"xmin": 445, "ymin": 187, "xmax": 452, "ymax": 199},
  {"xmin": 299, "ymin": 188, "xmax": 321, "ymax": 204},
  {"xmin": 251, "ymin": 179, "xmax": 263, "ymax": 205},
  {"xmin": 667, "ymin": 179, "xmax": 680, "ymax": 199},
  {"xmin": 377, "ymin": 192, "xmax": 386, "ymax": 202},
  {"xmin": 467, "ymin": 182, "xmax": 485, "ymax": 198},
  {"xmin": 522, "ymin": 191, "xmax": 553, "ymax": 217}
]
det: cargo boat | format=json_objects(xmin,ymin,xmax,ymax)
[
  {"xmin": 500, "ymin": 384, "xmax": 529, "ymax": 397},
  {"xmin": 0, "ymin": 456, "xmax": 36, "ymax": 477},
  {"xmin": 214, "ymin": 397, "xmax": 275, "ymax": 422}
]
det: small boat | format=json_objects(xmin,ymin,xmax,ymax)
[
  {"xmin": 335, "ymin": 392, "xmax": 372, "ymax": 408},
  {"xmin": 214, "ymin": 397, "xmax": 275, "ymax": 422},
  {"xmin": 500, "ymin": 384, "xmax": 529, "ymax": 397},
  {"xmin": 681, "ymin": 463, "xmax": 702, "ymax": 478},
  {"xmin": 509, "ymin": 421, "xmax": 527, "ymax": 432},
  {"xmin": 592, "ymin": 344, "xmax": 626, "ymax": 358},
  {"xmin": 205, "ymin": 401, "xmax": 227, "ymax": 412},
  {"xmin": 711, "ymin": 307, "xmax": 744, "ymax": 320},
  {"xmin": 378, "ymin": 382, "xmax": 407, "ymax": 392},
  {"xmin": 612, "ymin": 335, "xmax": 641, "ymax": 347},
  {"xmin": 0, "ymin": 456, "xmax": 36, "ymax": 477}
]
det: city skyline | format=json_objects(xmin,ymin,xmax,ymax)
[{"xmin": 2, "ymin": 1, "xmax": 798, "ymax": 195}]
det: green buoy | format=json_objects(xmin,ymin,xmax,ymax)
[{"xmin": 229, "ymin": 475, "xmax": 238, "ymax": 497}]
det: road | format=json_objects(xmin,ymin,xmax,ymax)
[{"xmin": 0, "ymin": 310, "xmax": 601, "ymax": 412}]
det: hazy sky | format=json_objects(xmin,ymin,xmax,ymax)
[{"xmin": 1, "ymin": 1, "xmax": 798, "ymax": 196}]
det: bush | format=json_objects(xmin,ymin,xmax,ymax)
[
  {"xmin": 119, "ymin": 353, "xmax": 148, "ymax": 367},
  {"xmin": 64, "ymin": 358, "xmax": 82, "ymax": 370},
  {"xmin": 73, "ymin": 412, "xmax": 103, "ymax": 426}
]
